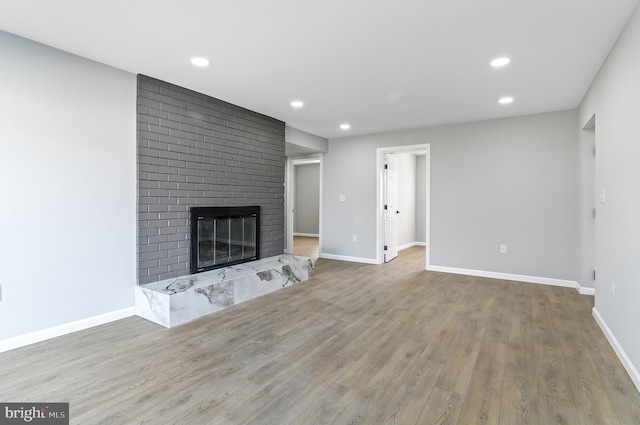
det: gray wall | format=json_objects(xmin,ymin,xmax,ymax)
[
  {"xmin": 0, "ymin": 31, "xmax": 137, "ymax": 340},
  {"xmin": 416, "ymin": 155, "xmax": 427, "ymax": 243},
  {"xmin": 395, "ymin": 153, "xmax": 416, "ymax": 247},
  {"xmin": 137, "ymin": 76, "xmax": 285, "ymax": 284},
  {"xmin": 286, "ymin": 126, "xmax": 329, "ymax": 156},
  {"xmin": 579, "ymin": 4, "xmax": 640, "ymax": 386},
  {"xmin": 294, "ymin": 163, "xmax": 320, "ymax": 235},
  {"xmin": 323, "ymin": 110, "xmax": 579, "ymax": 281}
]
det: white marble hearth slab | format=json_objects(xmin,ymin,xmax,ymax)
[{"xmin": 135, "ymin": 255, "xmax": 314, "ymax": 327}]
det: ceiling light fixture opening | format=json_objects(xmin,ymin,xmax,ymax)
[
  {"xmin": 499, "ymin": 96, "xmax": 514, "ymax": 104},
  {"xmin": 291, "ymin": 101, "xmax": 304, "ymax": 108},
  {"xmin": 340, "ymin": 123, "xmax": 351, "ymax": 130},
  {"xmin": 191, "ymin": 57, "xmax": 210, "ymax": 67},
  {"xmin": 491, "ymin": 57, "xmax": 511, "ymax": 67}
]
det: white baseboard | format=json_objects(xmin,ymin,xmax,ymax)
[
  {"xmin": 593, "ymin": 307, "xmax": 640, "ymax": 393},
  {"xmin": 576, "ymin": 283, "xmax": 596, "ymax": 296},
  {"xmin": 0, "ymin": 307, "xmax": 135, "ymax": 354},
  {"xmin": 293, "ymin": 233, "xmax": 319, "ymax": 238},
  {"xmin": 319, "ymin": 253, "xmax": 378, "ymax": 264},
  {"xmin": 426, "ymin": 265, "xmax": 585, "ymax": 293},
  {"xmin": 398, "ymin": 241, "xmax": 427, "ymax": 251}
]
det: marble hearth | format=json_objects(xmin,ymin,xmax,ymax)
[{"xmin": 135, "ymin": 254, "xmax": 314, "ymax": 327}]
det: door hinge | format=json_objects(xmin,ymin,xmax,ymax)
[
  {"xmin": 384, "ymin": 245, "xmax": 388, "ymax": 250},
  {"xmin": 384, "ymin": 205, "xmax": 388, "ymax": 210},
  {"xmin": 384, "ymin": 163, "xmax": 388, "ymax": 169},
  {"xmin": 593, "ymin": 270, "xmax": 596, "ymax": 280}
]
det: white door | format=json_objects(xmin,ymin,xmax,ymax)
[{"xmin": 384, "ymin": 154, "xmax": 399, "ymax": 262}]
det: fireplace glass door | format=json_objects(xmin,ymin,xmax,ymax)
[
  {"xmin": 197, "ymin": 216, "xmax": 256, "ymax": 269},
  {"xmin": 191, "ymin": 206, "xmax": 260, "ymax": 273}
]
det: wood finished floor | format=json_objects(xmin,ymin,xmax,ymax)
[
  {"xmin": 1, "ymin": 247, "xmax": 639, "ymax": 424},
  {"xmin": 293, "ymin": 236, "xmax": 319, "ymax": 260}
]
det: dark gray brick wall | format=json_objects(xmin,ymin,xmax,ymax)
[{"xmin": 137, "ymin": 75, "xmax": 285, "ymax": 284}]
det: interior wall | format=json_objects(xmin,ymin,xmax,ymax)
[
  {"xmin": 578, "ymin": 4, "xmax": 640, "ymax": 389},
  {"xmin": 285, "ymin": 126, "xmax": 329, "ymax": 156},
  {"xmin": 294, "ymin": 163, "xmax": 320, "ymax": 235},
  {"xmin": 395, "ymin": 153, "xmax": 417, "ymax": 248},
  {"xmin": 0, "ymin": 31, "xmax": 137, "ymax": 340},
  {"xmin": 323, "ymin": 109, "xmax": 579, "ymax": 281}
]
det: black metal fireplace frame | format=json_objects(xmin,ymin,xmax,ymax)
[{"xmin": 190, "ymin": 206, "xmax": 260, "ymax": 274}]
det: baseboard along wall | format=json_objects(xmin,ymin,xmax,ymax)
[
  {"xmin": 593, "ymin": 307, "xmax": 640, "ymax": 393},
  {"xmin": 427, "ymin": 265, "xmax": 593, "ymax": 296},
  {"xmin": 0, "ymin": 308, "xmax": 135, "ymax": 354}
]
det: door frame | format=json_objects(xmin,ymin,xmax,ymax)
[
  {"xmin": 383, "ymin": 153, "xmax": 400, "ymax": 262},
  {"xmin": 375, "ymin": 144, "xmax": 431, "ymax": 269},
  {"xmin": 285, "ymin": 156, "xmax": 323, "ymax": 255},
  {"xmin": 580, "ymin": 114, "xmax": 596, "ymax": 292}
]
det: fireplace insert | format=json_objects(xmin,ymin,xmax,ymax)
[{"xmin": 190, "ymin": 206, "xmax": 260, "ymax": 274}]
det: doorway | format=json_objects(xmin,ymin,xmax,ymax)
[
  {"xmin": 285, "ymin": 157, "xmax": 322, "ymax": 260},
  {"xmin": 376, "ymin": 144, "xmax": 431, "ymax": 269}
]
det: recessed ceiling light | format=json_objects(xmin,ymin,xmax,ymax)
[
  {"xmin": 291, "ymin": 101, "xmax": 304, "ymax": 108},
  {"xmin": 499, "ymin": 96, "xmax": 514, "ymax": 104},
  {"xmin": 191, "ymin": 57, "xmax": 210, "ymax": 67},
  {"xmin": 491, "ymin": 57, "xmax": 511, "ymax": 67},
  {"xmin": 340, "ymin": 123, "xmax": 351, "ymax": 130}
]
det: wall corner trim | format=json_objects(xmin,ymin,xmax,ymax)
[
  {"xmin": 0, "ymin": 307, "xmax": 135, "ymax": 354},
  {"xmin": 426, "ymin": 265, "xmax": 584, "ymax": 292},
  {"xmin": 398, "ymin": 242, "xmax": 427, "ymax": 251},
  {"xmin": 319, "ymin": 253, "xmax": 379, "ymax": 265},
  {"xmin": 576, "ymin": 283, "xmax": 596, "ymax": 296},
  {"xmin": 593, "ymin": 307, "xmax": 640, "ymax": 394}
]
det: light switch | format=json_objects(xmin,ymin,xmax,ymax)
[
  {"xmin": 500, "ymin": 244, "xmax": 507, "ymax": 254},
  {"xmin": 600, "ymin": 188, "xmax": 606, "ymax": 204}
]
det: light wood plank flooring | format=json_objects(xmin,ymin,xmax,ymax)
[
  {"xmin": 293, "ymin": 236, "xmax": 319, "ymax": 260},
  {"xmin": 1, "ymin": 247, "xmax": 639, "ymax": 424}
]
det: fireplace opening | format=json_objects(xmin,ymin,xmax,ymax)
[{"xmin": 190, "ymin": 206, "xmax": 260, "ymax": 274}]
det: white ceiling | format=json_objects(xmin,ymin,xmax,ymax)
[{"xmin": 0, "ymin": 0, "xmax": 637, "ymax": 139}]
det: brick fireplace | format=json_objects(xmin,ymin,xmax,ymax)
[{"xmin": 136, "ymin": 75, "xmax": 285, "ymax": 285}]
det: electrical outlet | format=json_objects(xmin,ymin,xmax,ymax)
[
  {"xmin": 339, "ymin": 194, "xmax": 346, "ymax": 202},
  {"xmin": 352, "ymin": 234, "xmax": 358, "ymax": 242},
  {"xmin": 611, "ymin": 281, "xmax": 616, "ymax": 300},
  {"xmin": 500, "ymin": 244, "xmax": 507, "ymax": 254}
]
